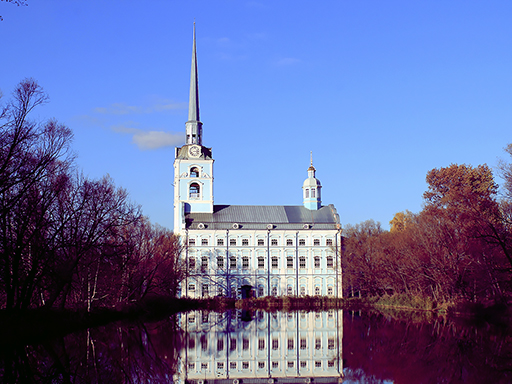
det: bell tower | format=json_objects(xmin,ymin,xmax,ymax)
[
  {"xmin": 302, "ymin": 152, "xmax": 322, "ymax": 210},
  {"xmin": 173, "ymin": 23, "xmax": 214, "ymax": 232}
]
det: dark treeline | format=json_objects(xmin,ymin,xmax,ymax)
[
  {"xmin": 343, "ymin": 151, "xmax": 512, "ymax": 306},
  {"xmin": 0, "ymin": 79, "xmax": 184, "ymax": 311}
]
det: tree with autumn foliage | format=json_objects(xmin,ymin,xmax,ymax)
[{"xmin": 343, "ymin": 160, "xmax": 512, "ymax": 303}]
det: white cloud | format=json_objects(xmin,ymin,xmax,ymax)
[
  {"xmin": 112, "ymin": 125, "xmax": 184, "ymax": 150},
  {"xmin": 94, "ymin": 100, "xmax": 186, "ymax": 115}
]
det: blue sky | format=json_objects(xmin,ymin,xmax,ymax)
[{"xmin": 2, "ymin": 1, "xmax": 512, "ymax": 230}]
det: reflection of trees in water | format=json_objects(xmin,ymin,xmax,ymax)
[
  {"xmin": 344, "ymin": 311, "xmax": 512, "ymax": 383},
  {"xmin": 0, "ymin": 315, "xmax": 184, "ymax": 383}
]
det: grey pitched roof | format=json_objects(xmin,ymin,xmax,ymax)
[{"xmin": 186, "ymin": 204, "xmax": 340, "ymax": 230}]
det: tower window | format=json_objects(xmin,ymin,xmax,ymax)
[
  {"xmin": 189, "ymin": 183, "xmax": 200, "ymax": 199},
  {"xmin": 311, "ymin": 188, "xmax": 316, "ymax": 198},
  {"xmin": 190, "ymin": 167, "xmax": 199, "ymax": 177},
  {"xmin": 305, "ymin": 188, "xmax": 309, "ymax": 198}
]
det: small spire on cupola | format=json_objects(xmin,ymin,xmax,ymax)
[
  {"xmin": 303, "ymin": 151, "xmax": 322, "ymax": 210},
  {"xmin": 185, "ymin": 22, "xmax": 203, "ymax": 145}
]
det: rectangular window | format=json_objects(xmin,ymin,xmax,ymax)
[
  {"xmin": 217, "ymin": 256, "xmax": 224, "ymax": 269},
  {"xmin": 300, "ymin": 338, "xmax": 307, "ymax": 350},
  {"xmin": 258, "ymin": 338, "xmax": 265, "ymax": 350},
  {"xmin": 328, "ymin": 286, "xmax": 333, "ymax": 296},
  {"xmin": 272, "ymin": 339, "xmax": 279, "ymax": 350},
  {"xmin": 299, "ymin": 239, "xmax": 306, "ymax": 246},
  {"xmin": 230, "ymin": 238, "xmax": 236, "ymax": 246},
  {"xmin": 328, "ymin": 338, "xmax": 335, "ymax": 349},
  {"xmin": 258, "ymin": 361, "xmax": 265, "ymax": 369},
  {"xmin": 243, "ymin": 338, "xmax": 249, "ymax": 350},
  {"xmin": 314, "ymin": 239, "xmax": 320, "ymax": 246},
  {"xmin": 188, "ymin": 363, "xmax": 195, "ymax": 370},
  {"xmin": 201, "ymin": 238, "xmax": 208, "ymax": 246},
  {"xmin": 188, "ymin": 238, "xmax": 195, "ymax": 246},
  {"xmin": 326, "ymin": 238, "xmax": 333, "ymax": 246},
  {"xmin": 327, "ymin": 256, "xmax": 333, "ymax": 268},
  {"xmin": 311, "ymin": 188, "xmax": 315, "ymax": 198},
  {"xmin": 189, "ymin": 258, "xmax": 196, "ymax": 269},
  {"xmin": 230, "ymin": 362, "xmax": 237, "ymax": 370},
  {"xmin": 328, "ymin": 360, "xmax": 335, "ymax": 368},
  {"xmin": 217, "ymin": 338, "xmax": 224, "ymax": 351},
  {"xmin": 188, "ymin": 283, "xmax": 195, "ymax": 291},
  {"xmin": 217, "ymin": 238, "xmax": 224, "ymax": 246},
  {"xmin": 287, "ymin": 256, "xmax": 293, "ymax": 268},
  {"xmin": 315, "ymin": 361, "xmax": 322, "ymax": 368},
  {"xmin": 299, "ymin": 256, "xmax": 306, "ymax": 268},
  {"xmin": 315, "ymin": 338, "xmax": 321, "ymax": 350},
  {"xmin": 300, "ymin": 361, "xmax": 307, "ymax": 368},
  {"xmin": 217, "ymin": 362, "xmax": 224, "ymax": 370},
  {"xmin": 258, "ymin": 286, "xmax": 264, "ymax": 296},
  {"xmin": 271, "ymin": 239, "xmax": 278, "ymax": 246},
  {"xmin": 201, "ymin": 362, "xmax": 208, "ymax": 370},
  {"xmin": 314, "ymin": 256, "xmax": 320, "ymax": 268},
  {"xmin": 287, "ymin": 338, "xmax": 294, "ymax": 350},
  {"xmin": 286, "ymin": 239, "xmax": 293, "ymax": 246},
  {"xmin": 271, "ymin": 286, "xmax": 277, "ymax": 296},
  {"xmin": 258, "ymin": 239, "xmax": 264, "ymax": 246},
  {"xmin": 202, "ymin": 284, "xmax": 209, "ymax": 297},
  {"xmin": 272, "ymin": 361, "xmax": 279, "ymax": 369},
  {"xmin": 271, "ymin": 257, "xmax": 278, "ymax": 268},
  {"xmin": 242, "ymin": 238, "xmax": 249, "ymax": 246},
  {"xmin": 230, "ymin": 338, "xmax": 237, "ymax": 351},
  {"xmin": 300, "ymin": 286, "xmax": 306, "ymax": 295},
  {"xmin": 315, "ymin": 286, "xmax": 321, "ymax": 295},
  {"xmin": 258, "ymin": 256, "xmax": 264, "ymax": 268},
  {"xmin": 201, "ymin": 256, "xmax": 208, "ymax": 269},
  {"xmin": 201, "ymin": 336, "xmax": 208, "ymax": 351},
  {"xmin": 242, "ymin": 256, "xmax": 249, "ymax": 269},
  {"xmin": 242, "ymin": 362, "xmax": 249, "ymax": 370},
  {"xmin": 230, "ymin": 257, "xmax": 236, "ymax": 269},
  {"xmin": 288, "ymin": 361, "xmax": 294, "ymax": 368},
  {"xmin": 202, "ymin": 313, "xmax": 209, "ymax": 323},
  {"xmin": 287, "ymin": 286, "xmax": 293, "ymax": 295}
]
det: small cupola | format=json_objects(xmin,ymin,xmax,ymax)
[{"xmin": 302, "ymin": 152, "xmax": 322, "ymax": 210}]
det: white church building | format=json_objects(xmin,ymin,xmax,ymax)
[{"xmin": 174, "ymin": 26, "xmax": 342, "ymax": 299}]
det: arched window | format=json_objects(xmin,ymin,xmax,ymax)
[
  {"xmin": 190, "ymin": 167, "xmax": 199, "ymax": 177},
  {"xmin": 189, "ymin": 183, "xmax": 200, "ymax": 199}
]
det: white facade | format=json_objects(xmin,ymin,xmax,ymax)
[
  {"xmin": 174, "ymin": 27, "xmax": 342, "ymax": 299},
  {"xmin": 173, "ymin": 309, "xmax": 343, "ymax": 383}
]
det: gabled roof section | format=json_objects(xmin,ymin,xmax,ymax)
[{"xmin": 186, "ymin": 204, "xmax": 340, "ymax": 230}]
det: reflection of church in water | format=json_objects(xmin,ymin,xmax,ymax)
[
  {"xmin": 174, "ymin": 25, "xmax": 342, "ymax": 299},
  {"xmin": 173, "ymin": 310, "xmax": 343, "ymax": 383}
]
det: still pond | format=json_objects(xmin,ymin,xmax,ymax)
[{"xmin": 1, "ymin": 308, "xmax": 511, "ymax": 383}]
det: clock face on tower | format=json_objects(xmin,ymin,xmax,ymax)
[{"xmin": 188, "ymin": 145, "xmax": 201, "ymax": 158}]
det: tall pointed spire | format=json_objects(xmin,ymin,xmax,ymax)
[{"xmin": 186, "ymin": 22, "xmax": 203, "ymax": 145}]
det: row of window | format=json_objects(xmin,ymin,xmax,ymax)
[
  {"xmin": 189, "ymin": 238, "xmax": 334, "ymax": 246},
  {"xmin": 188, "ymin": 359, "xmax": 335, "ymax": 371},
  {"xmin": 187, "ymin": 283, "xmax": 335, "ymax": 297},
  {"xmin": 188, "ymin": 255, "xmax": 335, "ymax": 270},
  {"xmin": 188, "ymin": 336, "xmax": 336, "ymax": 352}
]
